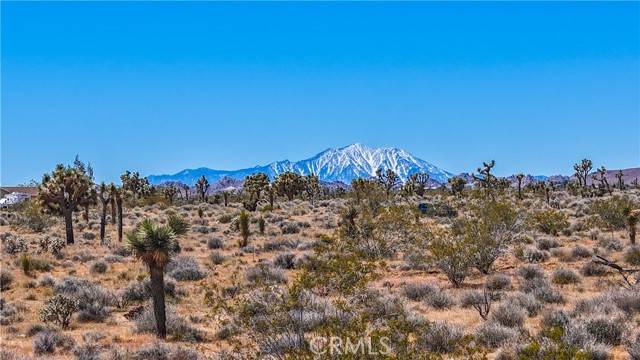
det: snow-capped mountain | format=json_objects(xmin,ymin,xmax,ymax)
[{"xmin": 147, "ymin": 143, "xmax": 453, "ymax": 185}]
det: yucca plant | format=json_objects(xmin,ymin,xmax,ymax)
[
  {"xmin": 126, "ymin": 214, "xmax": 188, "ymax": 338},
  {"xmin": 239, "ymin": 211, "xmax": 250, "ymax": 248}
]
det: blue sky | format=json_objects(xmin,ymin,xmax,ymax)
[{"xmin": 2, "ymin": 2, "xmax": 638, "ymax": 184}]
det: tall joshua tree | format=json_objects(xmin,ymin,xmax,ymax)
[
  {"xmin": 615, "ymin": 170, "xmax": 625, "ymax": 191},
  {"xmin": 98, "ymin": 183, "xmax": 111, "ymax": 244},
  {"xmin": 376, "ymin": 168, "xmax": 399, "ymax": 196},
  {"xmin": 410, "ymin": 173, "xmax": 430, "ymax": 197},
  {"xmin": 38, "ymin": 164, "xmax": 93, "ymax": 244},
  {"xmin": 127, "ymin": 215, "xmax": 187, "ymax": 339},
  {"xmin": 592, "ymin": 166, "xmax": 611, "ymax": 195},
  {"xmin": 275, "ymin": 172, "xmax": 304, "ymax": 201},
  {"xmin": 162, "ymin": 185, "xmax": 178, "ymax": 205},
  {"xmin": 303, "ymin": 174, "xmax": 320, "ymax": 205},
  {"xmin": 179, "ymin": 183, "xmax": 190, "ymax": 201},
  {"xmin": 515, "ymin": 173, "xmax": 525, "ymax": 200},
  {"xmin": 109, "ymin": 184, "xmax": 124, "ymax": 242},
  {"xmin": 573, "ymin": 159, "xmax": 593, "ymax": 195},
  {"xmin": 195, "ymin": 175, "xmax": 210, "ymax": 202},
  {"xmin": 243, "ymin": 173, "xmax": 269, "ymax": 210}
]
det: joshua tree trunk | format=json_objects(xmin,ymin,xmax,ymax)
[
  {"xmin": 223, "ymin": 192, "xmax": 229, "ymax": 207},
  {"xmin": 83, "ymin": 205, "xmax": 89, "ymax": 224},
  {"xmin": 100, "ymin": 200, "xmax": 107, "ymax": 243},
  {"xmin": 63, "ymin": 209, "xmax": 74, "ymax": 244},
  {"xmin": 630, "ymin": 225, "xmax": 636, "ymax": 245},
  {"xmin": 110, "ymin": 198, "xmax": 117, "ymax": 225},
  {"xmin": 149, "ymin": 265, "xmax": 167, "ymax": 339},
  {"xmin": 117, "ymin": 199, "xmax": 123, "ymax": 242},
  {"xmin": 517, "ymin": 184, "xmax": 522, "ymax": 200}
]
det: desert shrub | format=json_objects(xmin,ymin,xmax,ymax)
[
  {"xmin": 460, "ymin": 290, "xmax": 485, "ymax": 308},
  {"xmin": 15, "ymin": 200, "xmax": 53, "ymax": 232},
  {"xmin": 40, "ymin": 295, "xmax": 77, "ymax": 328},
  {"xmin": 475, "ymin": 322, "xmax": 518, "ymax": 347},
  {"xmin": 38, "ymin": 236, "xmax": 65, "ymax": 257},
  {"xmin": 402, "ymin": 283, "xmax": 436, "ymax": 301},
  {"xmin": 529, "ymin": 209, "xmax": 569, "ymax": 235},
  {"xmin": 486, "ymin": 274, "xmax": 512, "ymax": 291},
  {"xmin": 104, "ymin": 255, "xmax": 124, "ymax": 263},
  {"xmin": 518, "ymin": 265, "xmax": 545, "ymax": 280},
  {"xmin": 2, "ymin": 235, "xmax": 27, "ymax": 255},
  {"xmin": 590, "ymin": 195, "xmax": 635, "ymax": 232},
  {"xmin": 166, "ymin": 256, "xmax": 207, "ymax": 281},
  {"xmin": 246, "ymin": 263, "xmax": 287, "ymax": 285},
  {"xmin": 82, "ymin": 232, "xmax": 96, "ymax": 241},
  {"xmin": 38, "ymin": 275, "xmax": 55, "ymax": 287},
  {"xmin": 523, "ymin": 247, "xmax": 550, "ymax": 263},
  {"xmin": 263, "ymin": 239, "xmax": 299, "ymax": 252},
  {"xmin": 625, "ymin": 246, "xmax": 640, "ymax": 266},
  {"xmin": 491, "ymin": 301, "xmax": 526, "ymax": 328},
  {"xmin": 0, "ymin": 269, "xmax": 13, "ymax": 291},
  {"xmin": 552, "ymin": 268, "xmax": 581, "ymax": 285},
  {"xmin": 585, "ymin": 317, "xmax": 624, "ymax": 346},
  {"xmin": 598, "ymin": 235, "xmax": 624, "ymax": 251},
  {"xmin": 627, "ymin": 334, "xmax": 640, "ymax": 360},
  {"xmin": 425, "ymin": 288, "xmax": 455, "ymax": 309},
  {"xmin": 571, "ymin": 245, "xmax": 591, "ymax": 259},
  {"xmin": 112, "ymin": 246, "xmax": 132, "ymax": 257},
  {"xmin": 90, "ymin": 261, "xmax": 108, "ymax": 274},
  {"xmin": 521, "ymin": 277, "xmax": 564, "ymax": 304},
  {"xmin": 216, "ymin": 323, "xmax": 241, "ymax": 340},
  {"xmin": 122, "ymin": 277, "xmax": 179, "ymax": 303},
  {"xmin": 33, "ymin": 330, "xmax": 75, "ymax": 355},
  {"xmin": 537, "ymin": 237, "xmax": 560, "ymax": 251},
  {"xmin": 273, "ymin": 253, "xmax": 296, "ymax": 270},
  {"xmin": 26, "ymin": 323, "xmax": 49, "ymax": 337},
  {"xmin": 73, "ymin": 343, "xmax": 102, "ymax": 360},
  {"xmin": 0, "ymin": 299, "xmax": 21, "ymax": 325},
  {"xmin": 280, "ymin": 222, "xmax": 300, "ymax": 234},
  {"xmin": 134, "ymin": 305, "xmax": 205, "ymax": 342},
  {"xmin": 54, "ymin": 277, "xmax": 117, "ymax": 322},
  {"xmin": 541, "ymin": 309, "xmax": 571, "ymax": 329},
  {"xmin": 209, "ymin": 251, "xmax": 226, "ymax": 265},
  {"xmin": 218, "ymin": 213, "xmax": 234, "ymax": 224},
  {"xmin": 418, "ymin": 321, "xmax": 464, "ymax": 353},
  {"xmin": 581, "ymin": 261, "xmax": 608, "ymax": 277},
  {"xmin": 207, "ymin": 237, "xmax": 224, "ymax": 249},
  {"xmin": 428, "ymin": 233, "xmax": 473, "ymax": 287}
]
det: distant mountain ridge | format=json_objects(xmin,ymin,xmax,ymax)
[{"xmin": 148, "ymin": 143, "xmax": 454, "ymax": 185}]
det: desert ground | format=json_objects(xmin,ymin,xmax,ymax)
[{"xmin": 1, "ymin": 179, "xmax": 639, "ymax": 359}]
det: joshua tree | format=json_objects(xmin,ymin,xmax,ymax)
[
  {"xmin": 38, "ymin": 164, "xmax": 93, "ymax": 244},
  {"xmin": 448, "ymin": 177, "xmax": 466, "ymax": 197},
  {"xmin": 98, "ymin": 183, "xmax": 111, "ymax": 243},
  {"xmin": 109, "ymin": 184, "xmax": 124, "ymax": 242},
  {"xmin": 616, "ymin": 170, "xmax": 625, "ymax": 190},
  {"xmin": 238, "ymin": 210, "xmax": 250, "ymax": 248},
  {"xmin": 266, "ymin": 184, "xmax": 275, "ymax": 209},
  {"xmin": 573, "ymin": 159, "xmax": 593, "ymax": 195},
  {"xmin": 376, "ymin": 168, "xmax": 399, "ymax": 196},
  {"xmin": 592, "ymin": 166, "xmax": 611, "ymax": 195},
  {"xmin": 162, "ymin": 185, "xmax": 178, "ymax": 204},
  {"xmin": 109, "ymin": 196, "xmax": 117, "ymax": 225},
  {"xmin": 409, "ymin": 173, "xmax": 430, "ymax": 197},
  {"xmin": 195, "ymin": 175, "xmax": 210, "ymax": 202},
  {"xmin": 303, "ymin": 174, "xmax": 320, "ymax": 205},
  {"xmin": 515, "ymin": 173, "xmax": 525, "ymax": 200},
  {"xmin": 121, "ymin": 171, "xmax": 151, "ymax": 200},
  {"xmin": 243, "ymin": 173, "xmax": 269, "ymax": 210},
  {"xmin": 275, "ymin": 171, "xmax": 304, "ymax": 201},
  {"xmin": 473, "ymin": 161, "xmax": 500, "ymax": 198},
  {"xmin": 127, "ymin": 215, "xmax": 187, "ymax": 339}
]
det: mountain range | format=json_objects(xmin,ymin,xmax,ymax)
[{"xmin": 148, "ymin": 143, "xmax": 453, "ymax": 186}]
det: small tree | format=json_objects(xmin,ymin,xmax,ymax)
[
  {"xmin": 127, "ymin": 215, "xmax": 187, "ymax": 339},
  {"xmin": 591, "ymin": 196, "xmax": 637, "ymax": 239},
  {"xmin": 529, "ymin": 209, "xmax": 569, "ymax": 236},
  {"xmin": 179, "ymin": 183, "xmax": 190, "ymax": 201},
  {"xmin": 303, "ymin": 174, "xmax": 320, "ymax": 205},
  {"xmin": 573, "ymin": 159, "xmax": 593, "ymax": 196},
  {"xmin": 243, "ymin": 173, "xmax": 269, "ymax": 211},
  {"xmin": 409, "ymin": 173, "xmax": 430, "ymax": 197},
  {"xmin": 162, "ymin": 185, "xmax": 178, "ymax": 204},
  {"xmin": 429, "ymin": 230, "xmax": 473, "ymax": 287},
  {"xmin": 515, "ymin": 174, "xmax": 525, "ymax": 200},
  {"xmin": 40, "ymin": 295, "xmax": 77, "ymax": 329},
  {"xmin": 615, "ymin": 170, "xmax": 625, "ymax": 191},
  {"xmin": 121, "ymin": 170, "xmax": 151, "ymax": 200},
  {"xmin": 274, "ymin": 172, "xmax": 304, "ymax": 201},
  {"xmin": 592, "ymin": 166, "xmax": 611, "ymax": 195},
  {"xmin": 239, "ymin": 211, "xmax": 250, "ymax": 248},
  {"xmin": 195, "ymin": 176, "xmax": 210, "ymax": 202},
  {"xmin": 448, "ymin": 177, "xmax": 466, "ymax": 197},
  {"xmin": 37, "ymin": 164, "xmax": 93, "ymax": 244},
  {"xmin": 376, "ymin": 168, "xmax": 399, "ymax": 196}
]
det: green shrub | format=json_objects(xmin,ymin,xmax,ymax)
[{"xmin": 529, "ymin": 209, "xmax": 569, "ymax": 235}]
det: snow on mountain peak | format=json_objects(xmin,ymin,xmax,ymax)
[{"xmin": 147, "ymin": 144, "xmax": 453, "ymax": 185}]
